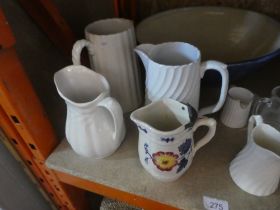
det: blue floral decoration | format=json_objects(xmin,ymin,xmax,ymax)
[
  {"xmin": 144, "ymin": 143, "xmax": 153, "ymax": 164},
  {"xmin": 176, "ymin": 138, "xmax": 192, "ymax": 173},
  {"xmin": 138, "ymin": 125, "xmax": 147, "ymax": 133},
  {"xmin": 184, "ymin": 103, "xmax": 198, "ymax": 130},
  {"xmin": 177, "ymin": 157, "xmax": 188, "ymax": 173},
  {"xmin": 178, "ymin": 138, "xmax": 192, "ymax": 155},
  {"xmin": 160, "ymin": 137, "xmax": 175, "ymax": 143},
  {"xmin": 145, "ymin": 157, "xmax": 149, "ymax": 164}
]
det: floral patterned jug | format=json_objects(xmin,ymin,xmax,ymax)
[{"xmin": 130, "ymin": 99, "xmax": 216, "ymax": 182}]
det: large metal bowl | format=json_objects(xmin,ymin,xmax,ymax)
[{"xmin": 136, "ymin": 7, "xmax": 280, "ymax": 82}]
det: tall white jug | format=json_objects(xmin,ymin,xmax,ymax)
[
  {"xmin": 72, "ymin": 18, "xmax": 143, "ymax": 113},
  {"xmin": 54, "ymin": 65, "xmax": 126, "ymax": 158}
]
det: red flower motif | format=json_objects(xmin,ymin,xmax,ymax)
[{"xmin": 152, "ymin": 151, "xmax": 179, "ymax": 171}]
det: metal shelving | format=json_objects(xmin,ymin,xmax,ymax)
[{"xmin": 0, "ymin": 8, "xmax": 87, "ymax": 210}]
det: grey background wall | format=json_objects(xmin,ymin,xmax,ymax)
[
  {"xmin": 52, "ymin": 0, "xmax": 114, "ymax": 37},
  {"xmin": 0, "ymin": 0, "xmax": 115, "ymax": 139},
  {"xmin": 0, "ymin": 131, "xmax": 51, "ymax": 210}
]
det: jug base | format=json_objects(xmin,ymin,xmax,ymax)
[{"xmin": 69, "ymin": 123, "xmax": 126, "ymax": 159}]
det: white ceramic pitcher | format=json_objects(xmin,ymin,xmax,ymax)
[
  {"xmin": 54, "ymin": 65, "xmax": 126, "ymax": 158},
  {"xmin": 134, "ymin": 42, "xmax": 229, "ymax": 115},
  {"xmin": 130, "ymin": 99, "xmax": 216, "ymax": 182},
  {"xmin": 220, "ymin": 87, "xmax": 254, "ymax": 128},
  {"xmin": 229, "ymin": 115, "xmax": 280, "ymax": 196},
  {"xmin": 72, "ymin": 18, "xmax": 143, "ymax": 113}
]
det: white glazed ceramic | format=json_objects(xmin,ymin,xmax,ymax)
[
  {"xmin": 130, "ymin": 99, "xmax": 216, "ymax": 182},
  {"xmin": 54, "ymin": 65, "xmax": 126, "ymax": 158},
  {"xmin": 136, "ymin": 7, "xmax": 280, "ymax": 81},
  {"xmin": 253, "ymin": 85, "xmax": 280, "ymax": 131},
  {"xmin": 72, "ymin": 18, "xmax": 143, "ymax": 113},
  {"xmin": 229, "ymin": 115, "xmax": 280, "ymax": 196},
  {"xmin": 134, "ymin": 42, "xmax": 229, "ymax": 115},
  {"xmin": 220, "ymin": 87, "xmax": 254, "ymax": 128}
]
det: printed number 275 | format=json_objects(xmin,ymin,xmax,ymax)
[{"xmin": 209, "ymin": 202, "xmax": 223, "ymax": 210}]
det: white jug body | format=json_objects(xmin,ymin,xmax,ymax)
[
  {"xmin": 54, "ymin": 65, "xmax": 125, "ymax": 158},
  {"xmin": 135, "ymin": 42, "xmax": 229, "ymax": 115}
]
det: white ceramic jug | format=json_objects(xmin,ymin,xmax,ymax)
[
  {"xmin": 54, "ymin": 65, "xmax": 126, "ymax": 158},
  {"xmin": 220, "ymin": 87, "xmax": 254, "ymax": 128},
  {"xmin": 130, "ymin": 99, "xmax": 216, "ymax": 182},
  {"xmin": 229, "ymin": 115, "xmax": 280, "ymax": 196},
  {"xmin": 134, "ymin": 42, "xmax": 229, "ymax": 115},
  {"xmin": 72, "ymin": 18, "xmax": 143, "ymax": 113}
]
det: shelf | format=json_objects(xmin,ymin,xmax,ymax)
[{"xmin": 46, "ymin": 119, "xmax": 280, "ymax": 210}]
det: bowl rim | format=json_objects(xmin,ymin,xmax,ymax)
[{"xmin": 136, "ymin": 6, "xmax": 280, "ymax": 66}]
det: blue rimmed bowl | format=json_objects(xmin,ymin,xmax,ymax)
[{"xmin": 136, "ymin": 7, "xmax": 280, "ymax": 82}]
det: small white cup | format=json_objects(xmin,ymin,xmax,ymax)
[{"xmin": 220, "ymin": 87, "xmax": 254, "ymax": 128}]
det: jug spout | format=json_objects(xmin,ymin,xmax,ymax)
[
  {"xmin": 134, "ymin": 44, "xmax": 154, "ymax": 70},
  {"xmin": 130, "ymin": 109, "xmax": 146, "ymax": 130}
]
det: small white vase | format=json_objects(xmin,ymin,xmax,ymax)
[
  {"xmin": 54, "ymin": 65, "xmax": 126, "ymax": 158},
  {"xmin": 229, "ymin": 115, "xmax": 280, "ymax": 196}
]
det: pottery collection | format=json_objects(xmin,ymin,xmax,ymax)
[{"xmin": 53, "ymin": 15, "xmax": 280, "ymax": 196}]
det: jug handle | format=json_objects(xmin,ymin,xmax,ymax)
[
  {"xmin": 72, "ymin": 39, "xmax": 94, "ymax": 65},
  {"xmin": 247, "ymin": 115, "xmax": 263, "ymax": 142},
  {"xmin": 198, "ymin": 60, "xmax": 229, "ymax": 116},
  {"xmin": 97, "ymin": 97, "xmax": 125, "ymax": 142},
  {"xmin": 193, "ymin": 117, "xmax": 216, "ymax": 155}
]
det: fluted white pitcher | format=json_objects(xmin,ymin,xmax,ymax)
[
  {"xmin": 54, "ymin": 65, "xmax": 126, "ymax": 158},
  {"xmin": 135, "ymin": 42, "xmax": 229, "ymax": 115},
  {"xmin": 229, "ymin": 115, "xmax": 280, "ymax": 196}
]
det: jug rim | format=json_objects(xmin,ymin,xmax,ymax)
[
  {"xmin": 227, "ymin": 86, "xmax": 254, "ymax": 105},
  {"xmin": 136, "ymin": 42, "xmax": 201, "ymax": 67},
  {"xmin": 54, "ymin": 65, "xmax": 110, "ymax": 107},
  {"xmin": 85, "ymin": 18, "xmax": 133, "ymax": 36},
  {"xmin": 251, "ymin": 123, "xmax": 280, "ymax": 159},
  {"xmin": 130, "ymin": 99, "xmax": 198, "ymax": 136}
]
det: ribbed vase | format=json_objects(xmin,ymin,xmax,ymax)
[{"xmin": 72, "ymin": 18, "xmax": 143, "ymax": 113}]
